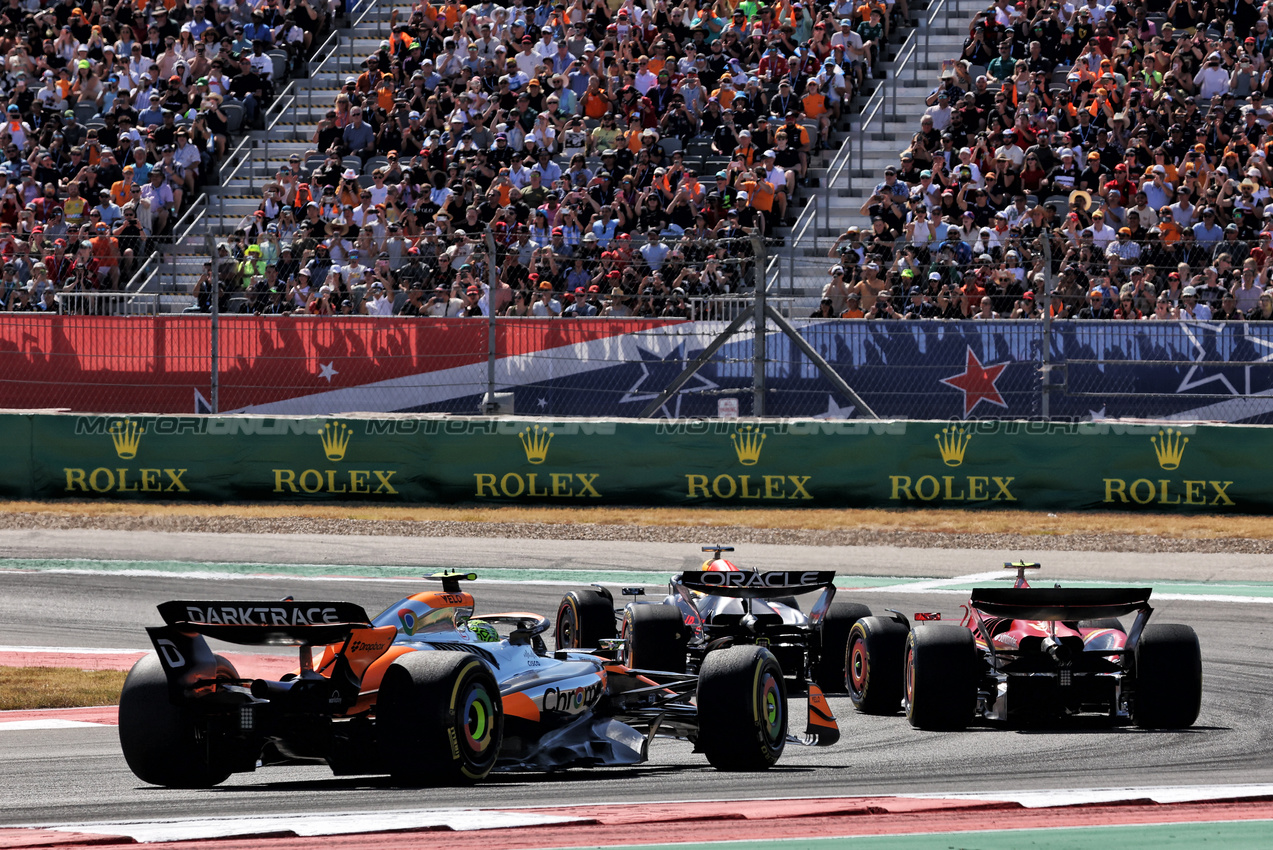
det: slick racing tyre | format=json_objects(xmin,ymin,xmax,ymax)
[
  {"xmin": 118, "ymin": 653, "xmax": 238, "ymax": 788},
  {"xmin": 1133, "ymin": 623, "xmax": 1202, "ymax": 729},
  {"xmin": 377, "ymin": 651, "xmax": 503, "ymax": 785},
  {"xmin": 621, "ymin": 604, "xmax": 688, "ymax": 673},
  {"xmin": 815, "ymin": 602, "xmax": 871, "ymax": 693},
  {"xmin": 905, "ymin": 625, "xmax": 977, "ymax": 730},
  {"xmin": 554, "ymin": 588, "xmax": 616, "ymax": 650},
  {"xmin": 696, "ymin": 645, "xmax": 786, "ymax": 771},
  {"xmin": 847, "ymin": 616, "xmax": 909, "ymax": 715}
]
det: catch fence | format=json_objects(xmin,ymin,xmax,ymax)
[{"xmin": 3, "ymin": 312, "xmax": 1273, "ymax": 423}]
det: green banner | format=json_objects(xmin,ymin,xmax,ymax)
[{"xmin": 3, "ymin": 414, "xmax": 1261, "ymax": 512}]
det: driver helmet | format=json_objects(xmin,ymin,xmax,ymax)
[{"xmin": 467, "ymin": 619, "xmax": 499, "ymax": 642}]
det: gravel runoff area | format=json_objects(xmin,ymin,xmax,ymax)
[{"xmin": 2, "ymin": 510, "xmax": 1272, "ymax": 555}]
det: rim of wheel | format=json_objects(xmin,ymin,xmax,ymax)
[
  {"xmin": 462, "ymin": 683, "xmax": 496, "ymax": 756},
  {"xmin": 849, "ymin": 635, "xmax": 867, "ymax": 695},
  {"xmin": 759, "ymin": 670, "xmax": 783, "ymax": 746},
  {"xmin": 904, "ymin": 644, "xmax": 916, "ymax": 708},
  {"xmin": 556, "ymin": 601, "xmax": 577, "ymax": 648}
]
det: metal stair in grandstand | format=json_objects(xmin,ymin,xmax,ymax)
[
  {"xmin": 131, "ymin": 0, "xmax": 961, "ymax": 313},
  {"xmin": 766, "ymin": 0, "xmax": 987, "ymax": 305}
]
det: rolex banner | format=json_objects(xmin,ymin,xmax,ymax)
[{"xmin": 2, "ymin": 414, "xmax": 1264, "ymax": 512}]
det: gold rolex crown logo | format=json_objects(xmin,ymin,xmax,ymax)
[
  {"xmin": 1151, "ymin": 427, "xmax": 1188, "ymax": 471},
  {"xmin": 731, "ymin": 426, "xmax": 766, "ymax": 466},
  {"xmin": 320, "ymin": 421, "xmax": 353, "ymax": 462},
  {"xmin": 108, "ymin": 419, "xmax": 144, "ymax": 460},
  {"xmin": 519, "ymin": 425, "xmax": 553, "ymax": 465},
  {"xmin": 935, "ymin": 425, "xmax": 972, "ymax": 467}
]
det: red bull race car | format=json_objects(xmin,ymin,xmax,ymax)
[
  {"xmin": 846, "ymin": 562, "xmax": 1202, "ymax": 729},
  {"xmin": 119, "ymin": 571, "xmax": 836, "ymax": 788},
  {"xmin": 554, "ymin": 545, "xmax": 871, "ymax": 695}
]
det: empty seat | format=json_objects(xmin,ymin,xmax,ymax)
[{"xmin": 221, "ymin": 102, "xmax": 244, "ymax": 133}]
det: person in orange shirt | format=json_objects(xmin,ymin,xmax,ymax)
[
  {"xmin": 739, "ymin": 167, "xmax": 777, "ymax": 234},
  {"xmin": 801, "ymin": 79, "xmax": 831, "ymax": 149},
  {"xmin": 1156, "ymin": 207, "xmax": 1184, "ymax": 245},
  {"xmin": 840, "ymin": 291, "xmax": 865, "ymax": 318},
  {"xmin": 581, "ymin": 78, "xmax": 612, "ymax": 118},
  {"xmin": 357, "ymin": 57, "xmax": 385, "ymax": 95},
  {"xmin": 110, "ymin": 167, "xmax": 135, "ymax": 209},
  {"xmin": 711, "ymin": 76, "xmax": 739, "ymax": 109},
  {"xmin": 89, "ymin": 221, "xmax": 121, "ymax": 289}
]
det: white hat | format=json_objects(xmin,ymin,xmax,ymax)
[{"xmin": 342, "ymin": 168, "xmax": 357, "ymax": 179}]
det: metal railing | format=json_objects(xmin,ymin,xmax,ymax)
[{"xmin": 57, "ymin": 291, "xmax": 167, "ymax": 316}]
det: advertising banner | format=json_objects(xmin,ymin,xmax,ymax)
[{"xmin": 7, "ymin": 414, "xmax": 1262, "ymax": 513}]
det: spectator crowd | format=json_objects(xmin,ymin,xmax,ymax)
[
  {"xmin": 215, "ymin": 0, "xmax": 906, "ymax": 317},
  {"xmin": 820, "ymin": 0, "xmax": 1273, "ymax": 322},
  {"xmin": 0, "ymin": 0, "xmax": 335, "ymax": 313}
]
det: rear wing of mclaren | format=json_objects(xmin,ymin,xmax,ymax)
[
  {"xmin": 675, "ymin": 570, "xmax": 836, "ymax": 599},
  {"xmin": 156, "ymin": 601, "xmax": 372, "ymax": 645},
  {"xmin": 969, "ymin": 588, "xmax": 1153, "ymax": 621},
  {"xmin": 147, "ymin": 601, "xmax": 390, "ymax": 710}
]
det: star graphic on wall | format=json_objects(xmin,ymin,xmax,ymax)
[
  {"xmin": 318, "ymin": 362, "xmax": 338, "ymax": 382},
  {"xmin": 619, "ymin": 343, "xmax": 719, "ymax": 419},
  {"xmin": 811, "ymin": 394, "xmax": 858, "ymax": 419},
  {"xmin": 940, "ymin": 348, "xmax": 1008, "ymax": 418}
]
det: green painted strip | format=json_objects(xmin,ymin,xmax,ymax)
[
  {"xmin": 0, "ymin": 559, "xmax": 674, "ymax": 586},
  {"xmin": 538, "ymin": 818, "xmax": 1273, "ymax": 850},
  {"xmin": 4, "ymin": 558, "xmax": 1273, "ymax": 600}
]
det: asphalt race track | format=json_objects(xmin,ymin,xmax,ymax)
[{"xmin": 1, "ymin": 529, "xmax": 1271, "ymax": 830}]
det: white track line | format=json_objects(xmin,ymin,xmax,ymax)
[
  {"xmin": 25, "ymin": 809, "xmax": 586, "ymax": 843},
  {"xmin": 907, "ymin": 783, "xmax": 1273, "ymax": 807}
]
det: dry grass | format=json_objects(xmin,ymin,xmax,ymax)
[
  {"xmin": 2, "ymin": 500, "xmax": 1269, "ymax": 541},
  {"xmin": 0, "ymin": 667, "xmax": 126, "ymax": 711}
]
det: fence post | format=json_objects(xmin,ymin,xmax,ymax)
[
  {"xmin": 752, "ymin": 233, "xmax": 766, "ymax": 417},
  {"xmin": 484, "ymin": 227, "xmax": 497, "ymax": 411},
  {"xmin": 205, "ymin": 233, "xmax": 220, "ymax": 414},
  {"xmin": 1041, "ymin": 234, "xmax": 1052, "ymax": 421}
]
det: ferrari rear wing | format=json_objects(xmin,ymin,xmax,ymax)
[
  {"xmin": 157, "ymin": 601, "xmax": 372, "ymax": 646},
  {"xmin": 969, "ymin": 588, "xmax": 1152, "ymax": 621},
  {"xmin": 676, "ymin": 570, "xmax": 836, "ymax": 599}
]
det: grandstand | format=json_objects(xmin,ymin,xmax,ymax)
[{"xmin": 114, "ymin": 0, "xmax": 934, "ymax": 316}]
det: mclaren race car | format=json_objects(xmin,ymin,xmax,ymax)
[
  {"xmin": 554, "ymin": 545, "xmax": 871, "ymax": 694},
  {"xmin": 119, "ymin": 571, "xmax": 836, "ymax": 788},
  {"xmin": 845, "ymin": 562, "xmax": 1202, "ymax": 729}
]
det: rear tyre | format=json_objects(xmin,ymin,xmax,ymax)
[
  {"xmin": 905, "ymin": 624, "xmax": 977, "ymax": 730},
  {"xmin": 847, "ymin": 616, "xmax": 909, "ymax": 715},
  {"xmin": 696, "ymin": 645, "xmax": 786, "ymax": 771},
  {"xmin": 554, "ymin": 588, "xmax": 616, "ymax": 650},
  {"xmin": 1133, "ymin": 623, "xmax": 1202, "ymax": 729},
  {"xmin": 377, "ymin": 651, "xmax": 502, "ymax": 785},
  {"xmin": 118, "ymin": 653, "xmax": 238, "ymax": 788},
  {"xmin": 1079, "ymin": 618, "xmax": 1126, "ymax": 632},
  {"xmin": 814, "ymin": 602, "xmax": 872, "ymax": 693},
  {"xmin": 622, "ymin": 604, "xmax": 688, "ymax": 673}
]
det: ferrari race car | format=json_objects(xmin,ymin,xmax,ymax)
[
  {"xmin": 845, "ymin": 561, "xmax": 1202, "ymax": 729},
  {"xmin": 554, "ymin": 545, "xmax": 871, "ymax": 694},
  {"xmin": 119, "ymin": 571, "xmax": 831, "ymax": 788}
]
